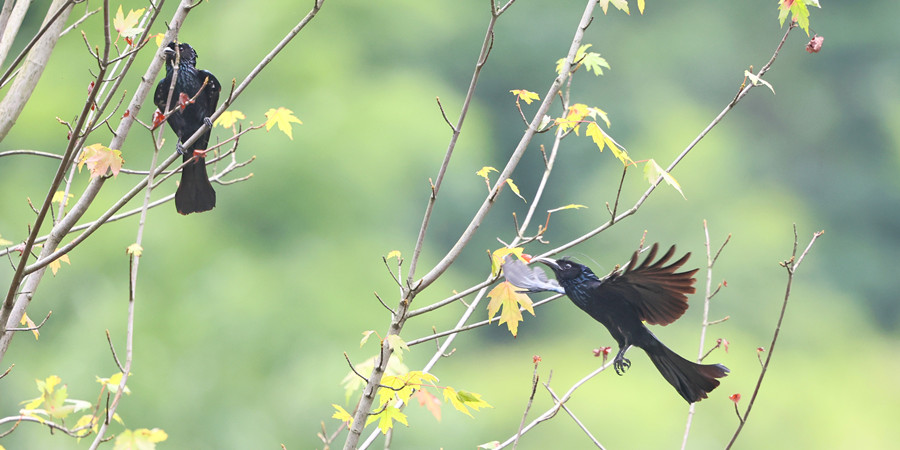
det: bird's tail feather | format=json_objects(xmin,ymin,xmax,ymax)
[
  {"xmin": 175, "ymin": 155, "xmax": 216, "ymax": 215},
  {"xmin": 644, "ymin": 338, "xmax": 729, "ymax": 403}
]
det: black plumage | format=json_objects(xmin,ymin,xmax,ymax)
[
  {"xmin": 505, "ymin": 243, "xmax": 729, "ymax": 403},
  {"xmin": 154, "ymin": 42, "xmax": 221, "ymax": 215}
]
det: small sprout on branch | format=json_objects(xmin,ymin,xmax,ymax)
[
  {"xmin": 125, "ymin": 243, "xmax": 143, "ymax": 257},
  {"xmin": 592, "ymin": 346, "xmax": 611, "ymax": 363},
  {"xmin": 744, "ymin": 69, "xmax": 775, "ymax": 95}
]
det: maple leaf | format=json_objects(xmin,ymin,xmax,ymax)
[
  {"xmin": 557, "ymin": 45, "xmax": 609, "ymax": 77},
  {"xmin": 332, "ymin": 404, "xmax": 354, "ymax": 425},
  {"xmin": 490, "ymin": 247, "xmax": 525, "ymax": 277},
  {"xmin": 113, "ymin": 6, "xmax": 146, "ymax": 40},
  {"xmin": 443, "ymin": 387, "xmax": 493, "ymax": 418},
  {"xmin": 20, "ymin": 312, "xmax": 39, "ymax": 340},
  {"xmin": 78, "ymin": 144, "xmax": 124, "ymax": 178},
  {"xmin": 114, "ymin": 428, "xmax": 168, "ymax": 450},
  {"xmin": 777, "ymin": 0, "xmax": 813, "ymax": 36},
  {"xmin": 385, "ymin": 334, "xmax": 409, "ymax": 361},
  {"xmin": 341, "ymin": 355, "xmax": 408, "ymax": 403},
  {"xmin": 599, "ymin": 0, "xmax": 629, "ymax": 15},
  {"xmin": 214, "ymin": 110, "xmax": 246, "ymax": 128},
  {"xmin": 644, "ymin": 159, "xmax": 685, "ymax": 199},
  {"xmin": 637, "ymin": 0, "xmax": 646, "ymax": 14},
  {"xmin": 509, "ymin": 89, "xmax": 540, "ymax": 104},
  {"xmin": 96, "ymin": 372, "xmax": 131, "ymax": 395},
  {"xmin": 365, "ymin": 406, "xmax": 408, "ymax": 435},
  {"xmin": 385, "ymin": 250, "xmax": 401, "ymax": 260},
  {"xmin": 505, "ymin": 178, "xmax": 526, "ymax": 202},
  {"xmin": 125, "ymin": 243, "xmax": 143, "ymax": 257},
  {"xmin": 48, "ymin": 254, "xmax": 70, "ymax": 276},
  {"xmin": 487, "ymin": 281, "xmax": 535, "ymax": 337},
  {"xmin": 265, "ymin": 107, "xmax": 303, "ymax": 140},
  {"xmin": 72, "ymin": 414, "xmax": 98, "ymax": 437},
  {"xmin": 415, "ymin": 389, "xmax": 442, "ymax": 421},
  {"xmin": 555, "ymin": 103, "xmax": 590, "ymax": 134},
  {"xmin": 476, "ymin": 166, "xmax": 498, "ymax": 182},
  {"xmin": 52, "ymin": 191, "xmax": 73, "ymax": 207}
]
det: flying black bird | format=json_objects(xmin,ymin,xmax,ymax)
[
  {"xmin": 503, "ymin": 244, "xmax": 729, "ymax": 403},
  {"xmin": 154, "ymin": 42, "xmax": 221, "ymax": 215}
]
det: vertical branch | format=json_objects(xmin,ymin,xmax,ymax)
[
  {"xmin": 405, "ymin": 1, "xmax": 512, "ymax": 286},
  {"xmin": 725, "ymin": 227, "xmax": 823, "ymax": 449},
  {"xmin": 681, "ymin": 221, "xmax": 730, "ymax": 449}
]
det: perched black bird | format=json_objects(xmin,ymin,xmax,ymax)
[
  {"xmin": 504, "ymin": 244, "xmax": 729, "ymax": 403},
  {"xmin": 154, "ymin": 42, "xmax": 221, "ymax": 215}
]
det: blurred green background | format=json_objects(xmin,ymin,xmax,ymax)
[{"xmin": 1, "ymin": 0, "xmax": 898, "ymax": 448}]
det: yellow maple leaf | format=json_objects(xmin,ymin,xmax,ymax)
[
  {"xmin": 265, "ymin": 107, "xmax": 303, "ymax": 140},
  {"xmin": 48, "ymin": 254, "xmax": 70, "ymax": 276},
  {"xmin": 113, "ymin": 6, "xmax": 146, "ymax": 39},
  {"xmin": 52, "ymin": 191, "xmax": 73, "ymax": 207},
  {"xmin": 78, "ymin": 144, "xmax": 124, "ymax": 178},
  {"xmin": 115, "ymin": 428, "xmax": 167, "ymax": 450},
  {"xmin": 332, "ymin": 404, "xmax": 354, "ymax": 425},
  {"xmin": 443, "ymin": 387, "xmax": 493, "ymax": 418},
  {"xmin": 487, "ymin": 281, "xmax": 535, "ymax": 337},
  {"xmin": 213, "ymin": 110, "xmax": 246, "ymax": 128},
  {"xmin": 490, "ymin": 247, "xmax": 524, "ymax": 277},
  {"xmin": 509, "ymin": 89, "xmax": 540, "ymax": 104},
  {"xmin": 365, "ymin": 406, "xmax": 408, "ymax": 435},
  {"xmin": 386, "ymin": 250, "xmax": 401, "ymax": 260}
]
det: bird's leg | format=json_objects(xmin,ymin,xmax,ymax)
[
  {"xmin": 613, "ymin": 345, "xmax": 632, "ymax": 376},
  {"xmin": 175, "ymin": 142, "xmax": 187, "ymax": 155},
  {"xmin": 203, "ymin": 117, "xmax": 213, "ymax": 128}
]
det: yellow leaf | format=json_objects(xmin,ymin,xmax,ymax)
[
  {"xmin": 386, "ymin": 250, "xmax": 401, "ymax": 260},
  {"xmin": 548, "ymin": 204, "xmax": 587, "ymax": 213},
  {"xmin": 113, "ymin": 6, "xmax": 146, "ymax": 39},
  {"xmin": 638, "ymin": 0, "xmax": 646, "ymax": 14},
  {"xmin": 365, "ymin": 406, "xmax": 408, "ymax": 435},
  {"xmin": 509, "ymin": 89, "xmax": 540, "ymax": 104},
  {"xmin": 213, "ymin": 110, "xmax": 246, "ymax": 128},
  {"xmin": 114, "ymin": 428, "xmax": 167, "ymax": 450},
  {"xmin": 0, "ymin": 234, "xmax": 11, "ymax": 246},
  {"xmin": 153, "ymin": 33, "xmax": 165, "ymax": 47},
  {"xmin": 487, "ymin": 281, "xmax": 535, "ymax": 337},
  {"xmin": 490, "ymin": 247, "xmax": 524, "ymax": 277},
  {"xmin": 443, "ymin": 387, "xmax": 493, "ymax": 418},
  {"xmin": 48, "ymin": 254, "xmax": 70, "ymax": 276},
  {"xmin": 644, "ymin": 159, "xmax": 686, "ymax": 199},
  {"xmin": 475, "ymin": 166, "xmax": 498, "ymax": 181},
  {"xmin": 504, "ymin": 179, "xmax": 526, "ymax": 202},
  {"xmin": 586, "ymin": 122, "xmax": 607, "ymax": 152},
  {"xmin": 52, "ymin": 191, "xmax": 73, "ymax": 207},
  {"xmin": 126, "ymin": 243, "xmax": 143, "ymax": 257},
  {"xmin": 265, "ymin": 107, "xmax": 303, "ymax": 140},
  {"xmin": 20, "ymin": 312, "xmax": 39, "ymax": 340},
  {"xmin": 332, "ymin": 404, "xmax": 354, "ymax": 425},
  {"xmin": 78, "ymin": 144, "xmax": 124, "ymax": 178}
]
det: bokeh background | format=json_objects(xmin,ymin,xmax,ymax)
[{"xmin": 1, "ymin": 0, "xmax": 898, "ymax": 448}]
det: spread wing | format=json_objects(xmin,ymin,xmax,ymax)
[
  {"xmin": 600, "ymin": 243, "xmax": 697, "ymax": 326},
  {"xmin": 502, "ymin": 255, "xmax": 565, "ymax": 295}
]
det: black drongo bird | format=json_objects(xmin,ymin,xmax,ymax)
[
  {"xmin": 154, "ymin": 42, "xmax": 221, "ymax": 215},
  {"xmin": 503, "ymin": 244, "xmax": 729, "ymax": 403}
]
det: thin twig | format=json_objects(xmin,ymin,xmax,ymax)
[{"xmin": 725, "ymin": 227, "xmax": 823, "ymax": 449}]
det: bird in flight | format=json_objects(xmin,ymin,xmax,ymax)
[{"xmin": 503, "ymin": 243, "xmax": 729, "ymax": 403}]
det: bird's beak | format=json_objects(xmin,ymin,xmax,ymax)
[{"xmin": 534, "ymin": 257, "xmax": 560, "ymax": 270}]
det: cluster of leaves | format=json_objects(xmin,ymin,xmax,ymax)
[
  {"xmin": 16, "ymin": 375, "xmax": 166, "ymax": 449},
  {"xmin": 778, "ymin": 0, "xmax": 821, "ymax": 36},
  {"xmin": 336, "ymin": 331, "xmax": 492, "ymax": 435},
  {"xmin": 510, "ymin": 43, "xmax": 687, "ymax": 198}
]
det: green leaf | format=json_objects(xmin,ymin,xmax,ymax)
[
  {"xmin": 555, "ymin": 44, "xmax": 610, "ymax": 76},
  {"xmin": 385, "ymin": 334, "xmax": 409, "ymax": 361},
  {"xmin": 644, "ymin": 159, "xmax": 686, "ymax": 199},
  {"xmin": 360, "ymin": 330, "xmax": 376, "ymax": 348}
]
